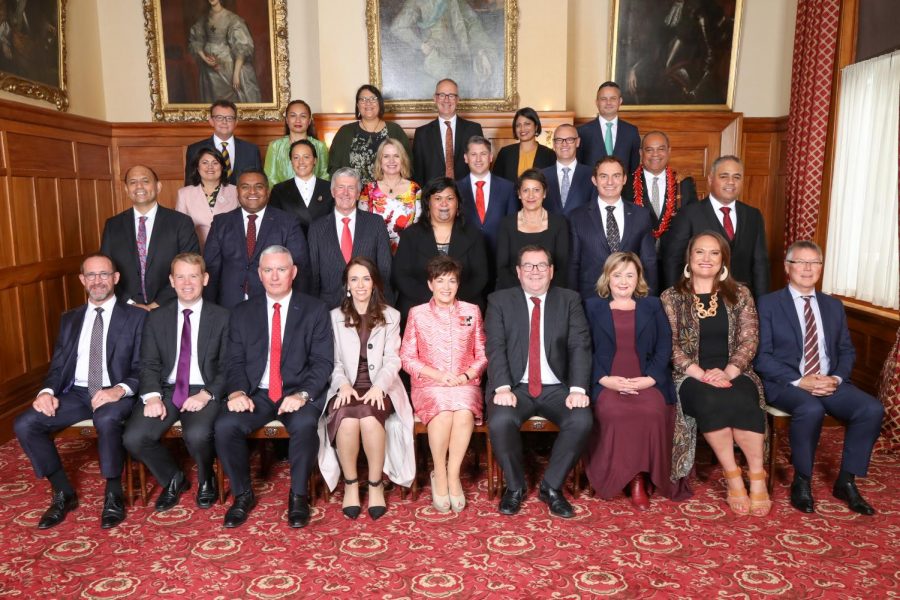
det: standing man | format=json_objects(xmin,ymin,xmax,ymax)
[
  {"xmin": 456, "ymin": 135, "xmax": 518, "ymax": 253},
  {"xmin": 755, "ymin": 241, "xmax": 883, "ymax": 515},
  {"xmin": 307, "ymin": 167, "xmax": 393, "ymax": 309},
  {"xmin": 215, "ymin": 245, "xmax": 333, "ymax": 528},
  {"xmin": 412, "ymin": 79, "xmax": 484, "ymax": 185},
  {"xmin": 485, "ymin": 245, "xmax": 593, "ymax": 518},
  {"xmin": 662, "ymin": 155, "xmax": 769, "ymax": 297},
  {"xmin": 568, "ymin": 156, "xmax": 658, "ymax": 298},
  {"xmin": 185, "ymin": 100, "xmax": 262, "ymax": 186},
  {"xmin": 542, "ymin": 124, "xmax": 595, "ymax": 216},
  {"xmin": 204, "ymin": 168, "xmax": 310, "ymax": 309},
  {"xmin": 576, "ymin": 82, "xmax": 641, "ymax": 175},
  {"xmin": 123, "ymin": 253, "xmax": 229, "ymax": 512},
  {"xmin": 101, "ymin": 165, "xmax": 200, "ymax": 310},
  {"xmin": 14, "ymin": 254, "xmax": 145, "ymax": 529}
]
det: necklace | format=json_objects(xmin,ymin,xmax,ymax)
[
  {"xmin": 382, "ymin": 177, "xmax": 402, "ymax": 195},
  {"xmin": 518, "ymin": 208, "xmax": 547, "ymax": 227},
  {"xmin": 360, "ymin": 119, "xmax": 383, "ymax": 133},
  {"xmin": 693, "ymin": 292, "xmax": 719, "ymax": 319}
]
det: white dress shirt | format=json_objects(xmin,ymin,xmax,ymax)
[
  {"xmin": 643, "ymin": 169, "xmax": 667, "ymax": 215},
  {"xmin": 788, "ymin": 286, "xmax": 834, "ymax": 384},
  {"xmin": 133, "ymin": 203, "xmax": 159, "ymax": 248},
  {"xmin": 708, "ymin": 195, "xmax": 738, "ymax": 230},
  {"xmin": 441, "ymin": 115, "xmax": 458, "ymax": 163},
  {"xmin": 242, "ymin": 206, "xmax": 266, "ymax": 236},
  {"xmin": 334, "ymin": 208, "xmax": 357, "ymax": 242},
  {"xmin": 598, "ymin": 197, "xmax": 625, "ymax": 236},
  {"xmin": 141, "ymin": 300, "xmax": 206, "ymax": 402},
  {"xmin": 214, "ymin": 135, "xmax": 237, "ymax": 163},
  {"xmin": 260, "ymin": 291, "xmax": 292, "ymax": 389},
  {"xmin": 597, "ymin": 116, "xmax": 618, "ymax": 146},
  {"xmin": 293, "ymin": 175, "xmax": 316, "ymax": 206},
  {"xmin": 470, "ymin": 172, "xmax": 491, "ymax": 213}
]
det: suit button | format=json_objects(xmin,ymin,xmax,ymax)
[
  {"xmin": 368, "ymin": 364, "xmax": 374, "ymax": 370},
  {"xmin": 367, "ymin": 343, "xmax": 373, "ymax": 349}
]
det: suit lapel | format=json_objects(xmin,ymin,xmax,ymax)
[
  {"xmin": 700, "ymin": 200, "xmax": 727, "ymax": 237},
  {"xmin": 598, "ymin": 300, "xmax": 616, "ymax": 346},
  {"xmin": 779, "ymin": 287, "xmax": 804, "ymax": 350},
  {"xmin": 815, "ymin": 291, "xmax": 836, "ymax": 357},
  {"xmin": 622, "ymin": 202, "xmax": 635, "ymax": 242},
  {"xmin": 197, "ymin": 305, "xmax": 211, "ymax": 373},
  {"xmin": 634, "ymin": 298, "xmax": 652, "ymax": 340},
  {"xmin": 105, "ymin": 302, "xmax": 125, "ymax": 367},
  {"xmin": 280, "ymin": 295, "xmax": 302, "ymax": 361},
  {"xmin": 587, "ymin": 202, "xmax": 611, "ymax": 253},
  {"xmin": 351, "ymin": 214, "xmax": 367, "ymax": 255},
  {"xmin": 734, "ymin": 201, "xmax": 749, "ymax": 242},
  {"xmin": 252, "ymin": 212, "xmax": 276, "ymax": 261}
]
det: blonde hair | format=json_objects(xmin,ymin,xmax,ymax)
[
  {"xmin": 372, "ymin": 138, "xmax": 412, "ymax": 180},
  {"xmin": 595, "ymin": 252, "xmax": 649, "ymax": 298}
]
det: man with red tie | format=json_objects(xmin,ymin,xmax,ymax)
[
  {"xmin": 215, "ymin": 245, "xmax": 333, "ymax": 528},
  {"xmin": 456, "ymin": 135, "xmax": 518, "ymax": 254}
]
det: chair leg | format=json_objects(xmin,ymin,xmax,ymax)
[
  {"xmin": 215, "ymin": 458, "xmax": 226, "ymax": 504},
  {"xmin": 485, "ymin": 432, "xmax": 495, "ymax": 499},
  {"xmin": 767, "ymin": 417, "xmax": 779, "ymax": 495},
  {"xmin": 138, "ymin": 461, "xmax": 148, "ymax": 506},
  {"xmin": 125, "ymin": 455, "xmax": 134, "ymax": 508}
]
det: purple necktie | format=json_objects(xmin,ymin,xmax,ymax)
[
  {"xmin": 172, "ymin": 308, "xmax": 193, "ymax": 409},
  {"xmin": 137, "ymin": 216, "xmax": 148, "ymax": 303}
]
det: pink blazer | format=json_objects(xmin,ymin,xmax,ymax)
[{"xmin": 175, "ymin": 184, "xmax": 239, "ymax": 248}]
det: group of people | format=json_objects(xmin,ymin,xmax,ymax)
[{"xmin": 14, "ymin": 79, "xmax": 883, "ymax": 533}]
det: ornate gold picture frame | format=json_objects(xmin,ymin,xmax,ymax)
[
  {"xmin": 366, "ymin": 0, "xmax": 518, "ymax": 112},
  {"xmin": 143, "ymin": 0, "xmax": 289, "ymax": 122},
  {"xmin": 0, "ymin": 0, "xmax": 67, "ymax": 111}
]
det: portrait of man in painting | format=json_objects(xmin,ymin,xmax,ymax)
[{"xmin": 0, "ymin": 0, "xmax": 61, "ymax": 88}]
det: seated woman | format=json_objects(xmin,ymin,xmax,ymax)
[
  {"xmin": 175, "ymin": 147, "xmax": 238, "ymax": 249},
  {"xmin": 264, "ymin": 99, "xmax": 329, "ymax": 186},
  {"xmin": 495, "ymin": 169, "xmax": 569, "ymax": 290},
  {"xmin": 269, "ymin": 139, "xmax": 334, "ymax": 238},
  {"xmin": 318, "ymin": 257, "xmax": 414, "ymax": 520},
  {"xmin": 661, "ymin": 232, "xmax": 770, "ymax": 517},
  {"xmin": 492, "ymin": 107, "xmax": 556, "ymax": 182},
  {"xmin": 583, "ymin": 252, "xmax": 691, "ymax": 510},
  {"xmin": 359, "ymin": 138, "xmax": 422, "ymax": 253},
  {"xmin": 400, "ymin": 255, "xmax": 487, "ymax": 512}
]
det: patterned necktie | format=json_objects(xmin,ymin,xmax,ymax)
[
  {"xmin": 650, "ymin": 176, "xmax": 661, "ymax": 217},
  {"xmin": 605, "ymin": 205, "xmax": 621, "ymax": 252},
  {"xmin": 604, "ymin": 122, "xmax": 614, "ymax": 155},
  {"xmin": 137, "ymin": 216, "xmax": 148, "ymax": 303},
  {"xmin": 528, "ymin": 297, "xmax": 542, "ymax": 398},
  {"xmin": 246, "ymin": 214, "xmax": 258, "ymax": 257},
  {"xmin": 87, "ymin": 307, "xmax": 104, "ymax": 398},
  {"xmin": 720, "ymin": 206, "xmax": 735, "ymax": 241},
  {"xmin": 341, "ymin": 217, "xmax": 353, "ymax": 263},
  {"xmin": 560, "ymin": 167, "xmax": 571, "ymax": 208},
  {"xmin": 444, "ymin": 120, "xmax": 454, "ymax": 178},
  {"xmin": 172, "ymin": 308, "xmax": 193, "ymax": 409},
  {"xmin": 802, "ymin": 297, "xmax": 821, "ymax": 376},
  {"xmin": 221, "ymin": 142, "xmax": 232, "ymax": 179},
  {"xmin": 475, "ymin": 180, "xmax": 486, "ymax": 223},
  {"xmin": 269, "ymin": 302, "xmax": 283, "ymax": 402}
]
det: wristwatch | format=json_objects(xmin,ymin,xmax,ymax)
[
  {"xmin": 299, "ymin": 391, "xmax": 310, "ymax": 402},
  {"xmin": 201, "ymin": 388, "xmax": 215, "ymax": 401}
]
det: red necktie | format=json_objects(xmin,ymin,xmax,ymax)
[
  {"xmin": 246, "ymin": 214, "xmax": 258, "ymax": 257},
  {"xmin": 802, "ymin": 296, "xmax": 821, "ymax": 376},
  {"xmin": 720, "ymin": 206, "xmax": 734, "ymax": 241},
  {"xmin": 475, "ymin": 180, "xmax": 486, "ymax": 223},
  {"xmin": 269, "ymin": 302, "xmax": 283, "ymax": 402},
  {"xmin": 528, "ymin": 296, "xmax": 542, "ymax": 398},
  {"xmin": 444, "ymin": 120, "xmax": 454, "ymax": 178},
  {"xmin": 340, "ymin": 217, "xmax": 353, "ymax": 263}
]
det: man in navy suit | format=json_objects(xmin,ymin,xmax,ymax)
[
  {"xmin": 576, "ymin": 82, "xmax": 641, "ymax": 175},
  {"xmin": 14, "ymin": 254, "xmax": 146, "ymax": 529},
  {"xmin": 456, "ymin": 135, "xmax": 518, "ymax": 252},
  {"xmin": 755, "ymin": 241, "xmax": 883, "ymax": 516},
  {"xmin": 568, "ymin": 156, "xmax": 658, "ymax": 298},
  {"xmin": 185, "ymin": 100, "xmax": 262, "ymax": 186},
  {"xmin": 204, "ymin": 168, "xmax": 311, "ymax": 308},
  {"xmin": 215, "ymin": 245, "xmax": 333, "ymax": 528},
  {"xmin": 543, "ymin": 124, "xmax": 594, "ymax": 216},
  {"xmin": 307, "ymin": 167, "xmax": 393, "ymax": 309}
]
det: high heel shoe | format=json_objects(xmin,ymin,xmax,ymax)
[
  {"xmin": 367, "ymin": 480, "xmax": 387, "ymax": 520},
  {"xmin": 723, "ymin": 468, "xmax": 750, "ymax": 516},
  {"xmin": 748, "ymin": 471, "xmax": 772, "ymax": 517},
  {"xmin": 430, "ymin": 472, "xmax": 450, "ymax": 513},
  {"xmin": 342, "ymin": 478, "xmax": 360, "ymax": 520},
  {"xmin": 449, "ymin": 480, "xmax": 466, "ymax": 513}
]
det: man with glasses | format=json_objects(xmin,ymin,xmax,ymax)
[
  {"xmin": 755, "ymin": 240, "xmax": 883, "ymax": 516},
  {"xmin": 541, "ymin": 124, "xmax": 594, "ymax": 216},
  {"xmin": 485, "ymin": 245, "xmax": 592, "ymax": 518},
  {"xmin": 412, "ymin": 79, "xmax": 484, "ymax": 185},
  {"xmin": 14, "ymin": 254, "xmax": 146, "ymax": 529},
  {"xmin": 185, "ymin": 99, "xmax": 262, "ymax": 185}
]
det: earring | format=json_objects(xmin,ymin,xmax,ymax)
[
  {"xmin": 346, "ymin": 289, "xmax": 351, "ymax": 297},
  {"xmin": 683, "ymin": 265, "xmax": 691, "ymax": 279},
  {"xmin": 719, "ymin": 266, "xmax": 729, "ymax": 281}
]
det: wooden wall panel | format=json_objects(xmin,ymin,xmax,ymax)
[
  {"xmin": 0, "ymin": 181, "xmax": 13, "ymax": 268},
  {"xmin": 0, "ymin": 287, "xmax": 24, "ymax": 382},
  {"xmin": 76, "ymin": 143, "xmax": 112, "ymax": 178},
  {"xmin": 7, "ymin": 133, "xmax": 75, "ymax": 176},
  {"xmin": 35, "ymin": 178, "xmax": 62, "ymax": 261},
  {"xmin": 20, "ymin": 282, "xmax": 48, "ymax": 371},
  {"xmin": 846, "ymin": 306, "xmax": 898, "ymax": 395},
  {"xmin": 9, "ymin": 176, "xmax": 39, "ymax": 265},
  {"xmin": 59, "ymin": 179, "xmax": 83, "ymax": 256}
]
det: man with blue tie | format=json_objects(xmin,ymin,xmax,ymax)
[
  {"xmin": 14, "ymin": 254, "xmax": 146, "ymax": 529},
  {"xmin": 576, "ymin": 82, "xmax": 641, "ymax": 175},
  {"xmin": 755, "ymin": 241, "xmax": 883, "ymax": 515},
  {"xmin": 542, "ymin": 124, "xmax": 594, "ymax": 216},
  {"xmin": 457, "ymin": 135, "xmax": 518, "ymax": 252}
]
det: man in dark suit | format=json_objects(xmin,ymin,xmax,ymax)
[
  {"xmin": 661, "ymin": 155, "xmax": 769, "ymax": 297},
  {"xmin": 568, "ymin": 156, "xmax": 658, "ymax": 298},
  {"xmin": 269, "ymin": 139, "xmax": 334, "ymax": 237},
  {"xmin": 14, "ymin": 254, "xmax": 145, "ymax": 529},
  {"xmin": 485, "ymin": 245, "xmax": 593, "ymax": 518},
  {"xmin": 412, "ymin": 78, "xmax": 484, "ymax": 184},
  {"xmin": 184, "ymin": 100, "xmax": 262, "ymax": 186},
  {"xmin": 215, "ymin": 245, "xmax": 333, "ymax": 528},
  {"xmin": 543, "ymin": 124, "xmax": 594, "ymax": 216},
  {"xmin": 101, "ymin": 165, "xmax": 200, "ymax": 311},
  {"xmin": 123, "ymin": 253, "xmax": 229, "ymax": 512},
  {"xmin": 204, "ymin": 168, "xmax": 311, "ymax": 309},
  {"xmin": 456, "ymin": 135, "xmax": 518, "ymax": 252},
  {"xmin": 755, "ymin": 241, "xmax": 883, "ymax": 516},
  {"xmin": 307, "ymin": 167, "xmax": 393, "ymax": 308},
  {"xmin": 576, "ymin": 82, "xmax": 641, "ymax": 175}
]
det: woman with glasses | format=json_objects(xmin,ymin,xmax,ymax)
[
  {"xmin": 264, "ymin": 99, "xmax": 329, "ymax": 186},
  {"xmin": 175, "ymin": 147, "xmax": 239, "ymax": 249},
  {"xmin": 492, "ymin": 108, "xmax": 556, "ymax": 182}
]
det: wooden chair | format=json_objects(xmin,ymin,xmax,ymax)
[
  {"xmin": 405, "ymin": 415, "xmax": 491, "ymax": 500},
  {"xmin": 765, "ymin": 404, "xmax": 845, "ymax": 494},
  {"xmin": 54, "ymin": 419, "xmax": 137, "ymax": 507}
]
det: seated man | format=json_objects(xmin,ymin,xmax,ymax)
[
  {"xmin": 485, "ymin": 244, "xmax": 592, "ymax": 518},
  {"xmin": 755, "ymin": 240, "xmax": 884, "ymax": 515},
  {"xmin": 215, "ymin": 245, "xmax": 332, "ymax": 528},
  {"xmin": 14, "ymin": 254, "xmax": 146, "ymax": 529},
  {"xmin": 123, "ymin": 253, "xmax": 229, "ymax": 512}
]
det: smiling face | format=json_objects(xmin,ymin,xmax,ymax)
[
  {"xmin": 259, "ymin": 251, "xmax": 296, "ymax": 300},
  {"xmin": 608, "ymin": 260, "xmax": 638, "ymax": 301},
  {"xmin": 209, "ymin": 105, "xmax": 237, "ymax": 139},
  {"xmin": 428, "ymin": 271, "xmax": 459, "ymax": 307},
  {"xmin": 290, "ymin": 144, "xmax": 316, "ymax": 179},
  {"xmin": 592, "ymin": 160, "xmax": 626, "ymax": 203},
  {"xmin": 79, "ymin": 255, "xmax": 119, "ymax": 304},
  {"xmin": 286, "ymin": 102, "xmax": 311, "ymax": 136},
  {"xmin": 518, "ymin": 177, "xmax": 546, "ymax": 212},
  {"xmin": 197, "ymin": 151, "xmax": 223, "ymax": 185},
  {"xmin": 357, "ymin": 89, "xmax": 380, "ymax": 121},
  {"xmin": 237, "ymin": 172, "xmax": 269, "ymax": 213},
  {"xmin": 785, "ymin": 247, "xmax": 823, "ymax": 295},
  {"xmin": 553, "ymin": 124, "xmax": 579, "ymax": 163},
  {"xmin": 640, "ymin": 133, "xmax": 670, "ymax": 175},
  {"xmin": 434, "ymin": 80, "xmax": 459, "ymax": 119},
  {"xmin": 380, "ymin": 142, "xmax": 402, "ymax": 178},
  {"xmin": 708, "ymin": 159, "xmax": 743, "ymax": 204},
  {"xmin": 464, "ymin": 142, "xmax": 492, "ymax": 177},
  {"xmin": 688, "ymin": 235, "xmax": 724, "ymax": 281},
  {"xmin": 596, "ymin": 85, "xmax": 622, "ymax": 120},
  {"xmin": 332, "ymin": 174, "xmax": 360, "ymax": 215},
  {"xmin": 428, "ymin": 187, "xmax": 458, "ymax": 224},
  {"xmin": 517, "ymin": 249, "xmax": 554, "ymax": 296},
  {"xmin": 346, "ymin": 263, "xmax": 373, "ymax": 306},
  {"xmin": 169, "ymin": 259, "xmax": 208, "ymax": 305},
  {"xmin": 514, "ymin": 115, "xmax": 536, "ymax": 143},
  {"xmin": 125, "ymin": 166, "xmax": 161, "ymax": 210}
]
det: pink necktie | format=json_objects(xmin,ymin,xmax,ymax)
[{"xmin": 528, "ymin": 297, "xmax": 542, "ymax": 398}]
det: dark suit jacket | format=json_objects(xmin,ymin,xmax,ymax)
[
  {"xmin": 226, "ymin": 293, "xmax": 333, "ymax": 402},
  {"xmin": 307, "ymin": 210, "xmax": 393, "ymax": 309},
  {"xmin": 576, "ymin": 118, "xmax": 641, "ymax": 174},
  {"xmin": 412, "ymin": 117, "xmax": 484, "ymax": 184},
  {"xmin": 661, "ymin": 199, "xmax": 769, "ymax": 297},
  {"xmin": 484, "ymin": 285, "xmax": 591, "ymax": 397},
  {"xmin": 568, "ymin": 200, "xmax": 658, "ymax": 298},
  {"xmin": 754, "ymin": 287, "xmax": 856, "ymax": 404},
  {"xmin": 138, "ymin": 300, "xmax": 230, "ymax": 402},
  {"xmin": 101, "ymin": 206, "xmax": 200, "ymax": 306},
  {"xmin": 542, "ymin": 162, "xmax": 595, "ymax": 216},
  {"xmin": 456, "ymin": 173, "xmax": 519, "ymax": 251},
  {"xmin": 203, "ymin": 205, "xmax": 310, "ymax": 309},
  {"xmin": 269, "ymin": 177, "xmax": 334, "ymax": 237},
  {"xmin": 43, "ymin": 300, "xmax": 145, "ymax": 396},
  {"xmin": 491, "ymin": 143, "xmax": 556, "ymax": 182},
  {"xmin": 584, "ymin": 296, "xmax": 675, "ymax": 404},
  {"xmin": 184, "ymin": 137, "xmax": 262, "ymax": 186}
]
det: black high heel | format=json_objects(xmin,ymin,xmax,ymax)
[
  {"xmin": 367, "ymin": 479, "xmax": 387, "ymax": 521},
  {"xmin": 342, "ymin": 478, "xmax": 361, "ymax": 520}
]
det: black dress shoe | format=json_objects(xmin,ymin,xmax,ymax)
[
  {"xmin": 100, "ymin": 492, "xmax": 126, "ymax": 529},
  {"xmin": 498, "ymin": 487, "xmax": 526, "ymax": 515},
  {"xmin": 196, "ymin": 479, "xmax": 218, "ymax": 509},
  {"xmin": 790, "ymin": 478, "xmax": 815, "ymax": 513},
  {"xmin": 155, "ymin": 471, "xmax": 190, "ymax": 512},
  {"xmin": 833, "ymin": 480, "xmax": 875, "ymax": 515},
  {"xmin": 224, "ymin": 491, "xmax": 257, "ymax": 528},
  {"xmin": 37, "ymin": 490, "xmax": 78, "ymax": 529},
  {"xmin": 538, "ymin": 482, "xmax": 575, "ymax": 518},
  {"xmin": 288, "ymin": 493, "xmax": 310, "ymax": 528}
]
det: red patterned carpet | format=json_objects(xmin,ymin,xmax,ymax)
[{"xmin": 0, "ymin": 430, "xmax": 897, "ymax": 599}]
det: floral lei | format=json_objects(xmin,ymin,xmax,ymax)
[{"xmin": 632, "ymin": 166, "xmax": 681, "ymax": 238}]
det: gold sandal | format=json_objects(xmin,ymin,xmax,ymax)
[
  {"xmin": 723, "ymin": 468, "xmax": 749, "ymax": 516},
  {"xmin": 748, "ymin": 471, "xmax": 772, "ymax": 517}
]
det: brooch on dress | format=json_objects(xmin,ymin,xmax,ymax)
[{"xmin": 459, "ymin": 315, "xmax": 473, "ymax": 327}]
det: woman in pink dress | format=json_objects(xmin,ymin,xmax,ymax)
[
  {"xmin": 175, "ymin": 147, "xmax": 238, "ymax": 249},
  {"xmin": 400, "ymin": 255, "xmax": 487, "ymax": 513}
]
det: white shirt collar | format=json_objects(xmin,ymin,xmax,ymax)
[
  {"xmin": 471, "ymin": 172, "xmax": 490, "ymax": 183},
  {"xmin": 598, "ymin": 197, "xmax": 623, "ymax": 210},
  {"xmin": 242, "ymin": 207, "xmax": 266, "ymax": 220},
  {"xmin": 598, "ymin": 116, "xmax": 619, "ymax": 127},
  {"xmin": 88, "ymin": 294, "xmax": 118, "ymax": 313},
  {"xmin": 177, "ymin": 299, "xmax": 203, "ymax": 314},
  {"xmin": 708, "ymin": 194, "xmax": 736, "ymax": 210},
  {"xmin": 267, "ymin": 291, "xmax": 292, "ymax": 310},
  {"xmin": 788, "ymin": 285, "xmax": 816, "ymax": 300},
  {"xmin": 133, "ymin": 203, "xmax": 159, "ymax": 220},
  {"xmin": 213, "ymin": 135, "xmax": 236, "ymax": 149}
]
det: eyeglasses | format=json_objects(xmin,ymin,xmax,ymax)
[
  {"xmin": 211, "ymin": 115, "xmax": 237, "ymax": 123},
  {"xmin": 786, "ymin": 260, "xmax": 823, "ymax": 267},
  {"xmin": 435, "ymin": 93, "xmax": 459, "ymax": 101},
  {"xmin": 553, "ymin": 137, "xmax": 577, "ymax": 145},
  {"xmin": 84, "ymin": 271, "xmax": 114, "ymax": 281},
  {"xmin": 357, "ymin": 96, "xmax": 379, "ymax": 105},
  {"xmin": 520, "ymin": 262, "xmax": 550, "ymax": 272}
]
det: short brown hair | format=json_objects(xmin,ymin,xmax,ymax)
[
  {"xmin": 426, "ymin": 254, "xmax": 462, "ymax": 281},
  {"xmin": 171, "ymin": 252, "xmax": 206, "ymax": 274},
  {"xmin": 595, "ymin": 252, "xmax": 648, "ymax": 298},
  {"xmin": 593, "ymin": 155, "xmax": 625, "ymax": 177}
]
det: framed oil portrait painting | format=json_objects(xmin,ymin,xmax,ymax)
[
  {"xmin": 0, "ymin": 0, "xmax": 67, "ymax": 110},
  {"xmin": 143, "ymin": 0, "xmax": 289, "ymax": 122},
  {"xmin": 366, "ymin": 0, "xmax": 518, "ymax": 112},
  {"xmin": 610, "ymin": 0, "xmax": 743, "ymax": 110}
]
